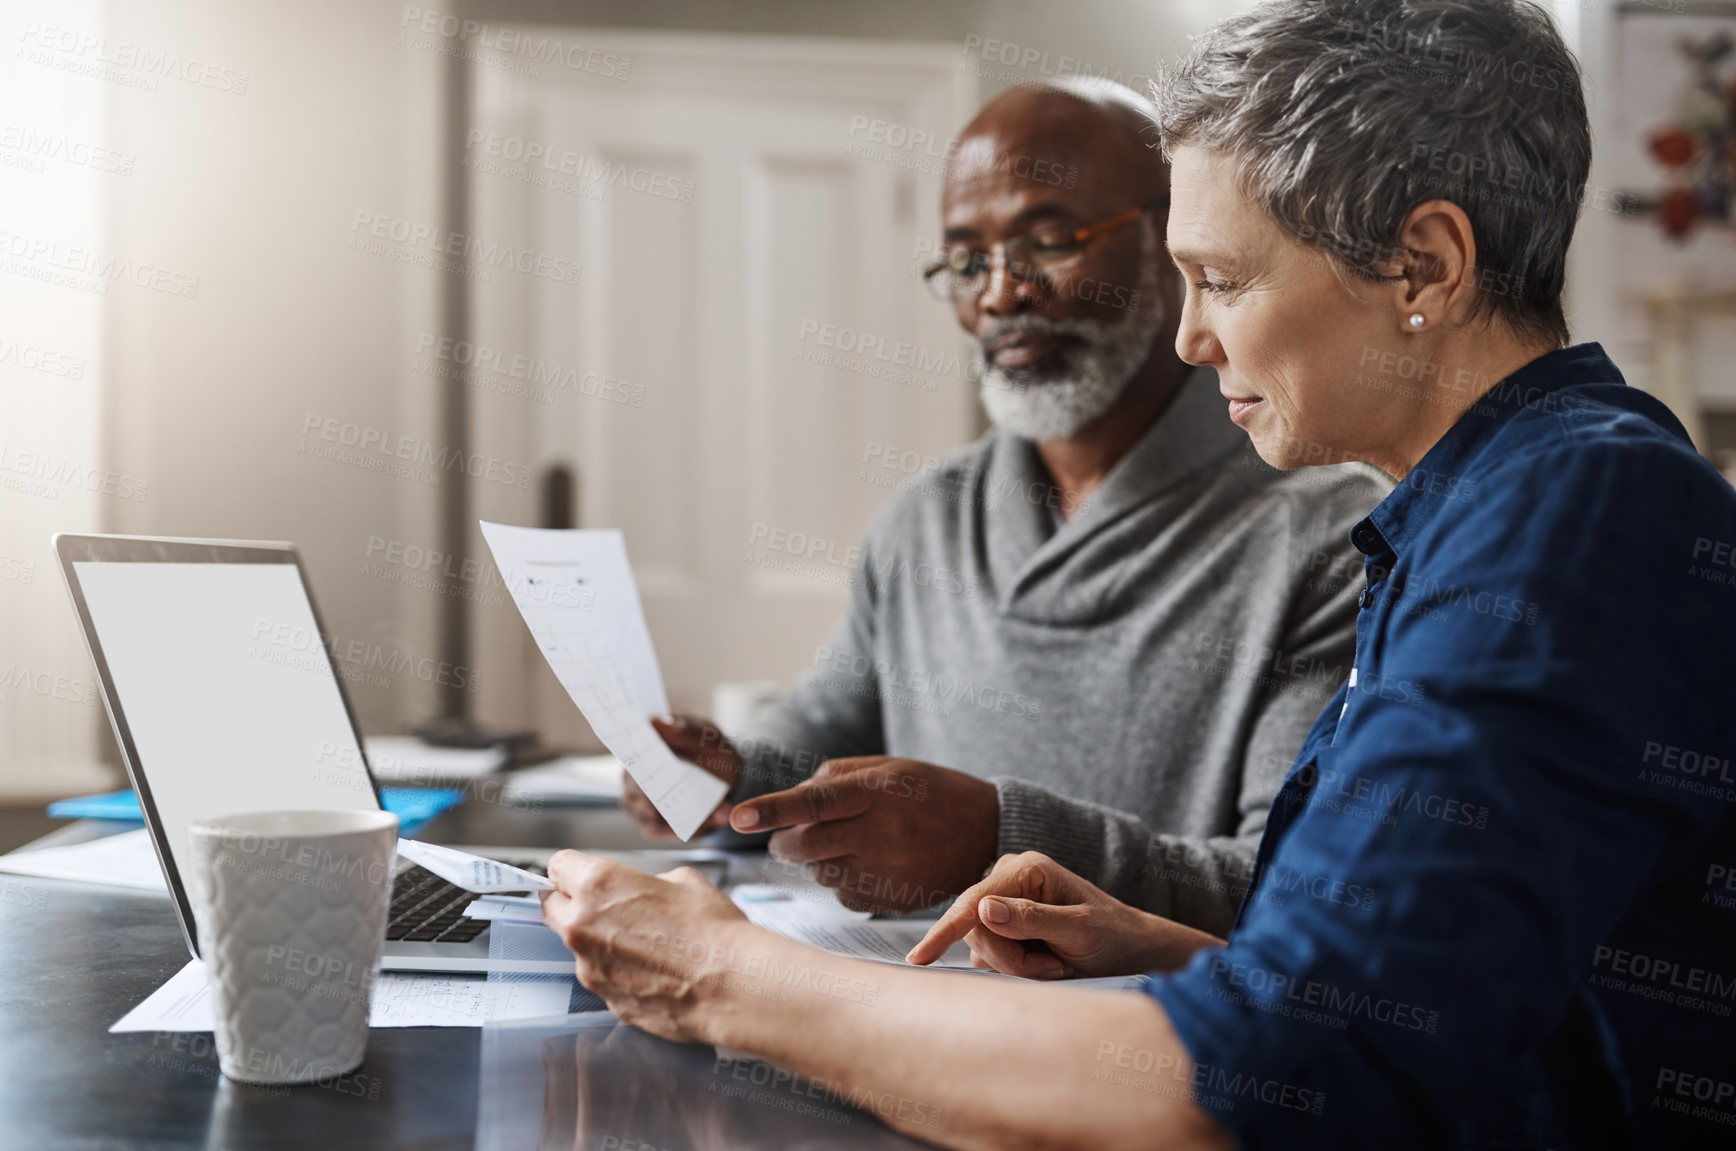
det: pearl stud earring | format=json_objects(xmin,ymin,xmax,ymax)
[{"xmin": 1408, "ymin": 313, "xmax": 1426, "ymax": 329}]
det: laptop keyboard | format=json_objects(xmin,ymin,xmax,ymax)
[{"xmin": 385, "ymin": 860, "xmax": 547, "ymax": 944}]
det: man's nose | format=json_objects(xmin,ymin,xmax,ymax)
[{"xmin": 977, "ymin": 252, "xmax": 1029, "ymax": 319}]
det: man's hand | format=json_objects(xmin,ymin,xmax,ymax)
[
  {"xmin": 540, "ymin": 850, "xmax": 751, "ymax": 1044},
  {"xmin": 728, "ymin": 757, "xmax": 998, "ymax": 913},
  {"xmin": 625, "ymin": 714, "xmax": 740, "ymax": 838},
  {"xmin": 906, "ymin": 851, "xmax": 1225, "ymax": 979}
]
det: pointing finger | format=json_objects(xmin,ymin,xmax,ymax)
[
  {"xmin": 907, "ymin": 877, "xmax": 994, "ymax": 965},
  {"xmin": 729, "ymin": 776, "xmax": 871, "ymax": 833}
]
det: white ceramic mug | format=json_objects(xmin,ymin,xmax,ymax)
[{"xmin": 186, "ymin": 809, "xmax": 398, "ymax": 1085}]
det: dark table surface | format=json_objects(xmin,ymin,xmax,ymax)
[{"xmin": 0, "ymin": 798, "xmax": 932, "ymax": 1151}]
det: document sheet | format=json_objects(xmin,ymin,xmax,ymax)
[
  {"xmin": 363, "ymin": 735, "xmax": 507, "ymax": 782},
  {"xmin": 0, "ymin": 828, "xmax": 168, "ymax": 892},
  {"xmin": 742, "ymin": 900, "xmax": 977, "ymax": 968},
  {"xmin": 498, "ymin": 754, "xmax": 625, "ymax": 806},
  {"xmin": 111, "ymin": 960, "xmax": 572, "ymax": 1031},
  {"xmin": 468, "ymin": 889, "xmax": 982, "ymax": 968},
  {"xmin": 395, "ymin": 839, "xmax": 554, "ymax": 893},
  {"xmin": 744, "ymin": 901, "xmax": 1152, "ymax": 990},
  {"xmin": 479, "ymin": 522, "xmax": 728, "ymax": 840},
  {"xmin": 463, "ymin": 894, "xmax": 545, "ymax": 922}
]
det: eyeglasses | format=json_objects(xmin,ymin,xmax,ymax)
[{"xmin": 922, "ymin": 196, "xmax": 1168, "ymax": 302}]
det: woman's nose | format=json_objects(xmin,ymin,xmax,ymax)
[{"xmin": 1174, "ymin": 297, "xmax": 1220, "ymax": 368}]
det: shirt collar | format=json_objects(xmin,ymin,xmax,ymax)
[
  {"xmin": 1352, "ymin": 342, "xmax": 1624, "ymax": 561},
  {"xmin": 984, "ymin": 365, "xmax": 1245, "ymax": 593}
]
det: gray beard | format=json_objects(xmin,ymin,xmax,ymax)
[{"xmin": 976, "ymin": 251, "xmax": 1167, "ymax": 442}]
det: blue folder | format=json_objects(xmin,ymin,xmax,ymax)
[{"xmin": 47, "ymin": 787, "xmax": 466, "ymax": 838}]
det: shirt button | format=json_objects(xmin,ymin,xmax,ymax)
[
  {"xmin": 1352, "ymin": 525, "xmax": 1379, "ymax": 551},
  {"xmin": 1296, "ymin": 762, "xmax": 1318, "ymax": 789},
  {"xmin": 1358, "ymin": 589, "xmax": 1374, "ymax": 609}
]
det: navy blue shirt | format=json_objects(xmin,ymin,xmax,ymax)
[{"xmin": 1146, "ymin": 345, "xmax": 1736, "ymax": 1148}]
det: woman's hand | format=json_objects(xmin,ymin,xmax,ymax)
[
  {"xmin": 545, "ymin": 853, "xmax": 1230, "ymax": 1150},
  {"xmin": 539, "ymin": 849, "xmax": 752, "ymax": 1044},
  {"xmin": 906, "ymin": 852, "xmax": 1225, "ymax": 979}
]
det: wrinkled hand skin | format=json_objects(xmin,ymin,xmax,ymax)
[
  {"xmin": 730, "ymin": 756, "xmax": 1000, "ymax": 914},
  {"xmin": 908, "ymin": 851, "xmax": 1224, "ymax": 979},
  {"xmin": 539, "ymin": 850, "xmax": 750, "ymax": 1044},
  {"xmin": 624, "ymin": 714, "xmax": 741, "ymax": 838}
]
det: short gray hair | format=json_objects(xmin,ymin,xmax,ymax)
[{"xmin": 1154, "ymin": 0, "xmax": 1588, "ymax": 347}]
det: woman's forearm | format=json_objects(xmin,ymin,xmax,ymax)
[
  {"xmin": 694, "ymin": 922, "xmax": 1232, "ymax": 1151},
  {"xmin": 1130, "ymin": 909, "xmax": 1226, "ymax": 972}
]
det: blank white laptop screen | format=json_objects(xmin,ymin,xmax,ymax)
[{"xmin": 72, "ymin": 561, "xmax": 378, "ymax": 888}]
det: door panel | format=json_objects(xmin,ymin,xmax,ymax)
[{"xmin": 469, "ymin": 32, "xmax": 977, "ymax": 745}]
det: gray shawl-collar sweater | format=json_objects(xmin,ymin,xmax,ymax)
[{"xmin": 736, "ymin": 368, "xmax": 1390, "ymax": 935}]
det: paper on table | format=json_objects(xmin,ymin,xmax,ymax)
[
  {"xmin": 110, "ymin": 960, "xmax": 572, "ymax": 1032},
  {"xmin": 498, "ymin": 754, "xmax": 624, "ymax": 806},
  {"xmin": 0, "ymin": 828, "xmax": 168, "ymax": 892},
  {"xmin": 463, "ymin": 894, "xmax": 545, "ymax": 923},
  {"xmin": 396, "ymin": 839, "xmax": 553, "ymax": 892},
  {"xmin": 742, "ymin": 901, "xmax": 977, "ymax": 969},
  {"xmin": 740, "ymin": 902, "xmax": 1152, "ymax": 986},
  {"xmin": 364, "ymin": 735, "xmax": 507, "ymax": 782},
  {"xmin": 479, "ymin": 522, "xmax": 728, "ymax": 841}
]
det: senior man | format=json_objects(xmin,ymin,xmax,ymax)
[{"xmin": 628, "ymin": 79, "xmax": 1388, "ymax": 933}]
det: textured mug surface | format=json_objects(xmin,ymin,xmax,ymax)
[{"xmin": 186, "ymin": 809, "xmax": 398, "ymax": 1085}]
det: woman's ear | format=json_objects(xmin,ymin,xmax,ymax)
[{"xmin": 1392, "ymin": 199, "xmax": 1479, "ymax": 332}]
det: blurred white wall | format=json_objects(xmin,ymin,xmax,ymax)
[
  {"xmin": 0, "ymin": 0, "xmax": 110, "ymax": 796},
  {"xmin": 1, "ymin": 0, "xmax": 446, "ymax": 796},
  {"xmin": 95, "ymin": 0, "xmax": 449, "ymax": 746}
]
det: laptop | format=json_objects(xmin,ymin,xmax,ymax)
[{"xmin": 53, "ymin": 533, "xmax": 712, "ymax": 974}]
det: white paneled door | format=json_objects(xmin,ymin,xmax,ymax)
[{"xmin": 466, "ymin": 33, "xmax": 978, "ymax": 744}]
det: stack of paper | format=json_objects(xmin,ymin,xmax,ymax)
[
  {"xmin": 498, "ymin": 754, "xmax": 624, "ymax": 806},
  {"xmin": 363, "ymin": 736, "xmax": 508, "ymax": 782}
]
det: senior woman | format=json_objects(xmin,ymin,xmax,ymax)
[{"xmin": 540, "ymin": 1, "xmax": 1736, "ymax": 1146}]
